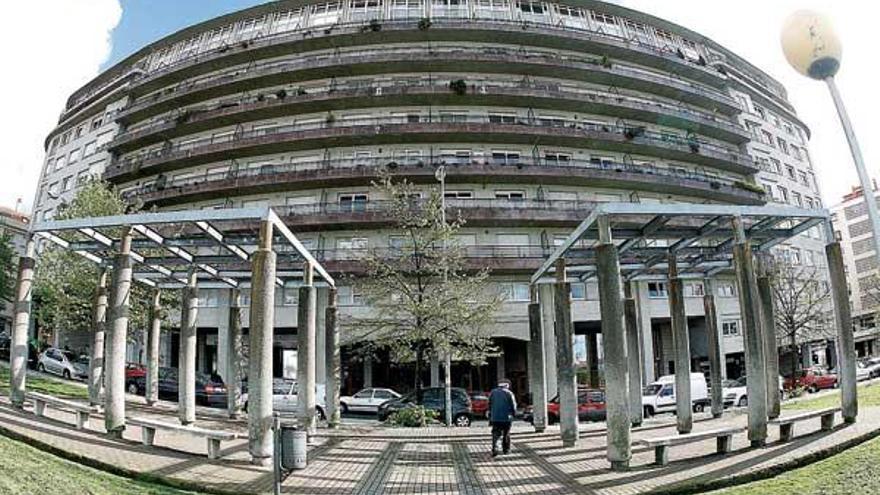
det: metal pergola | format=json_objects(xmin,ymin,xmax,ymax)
[
  {"xmin": 29, "ymin": 207, "xmax": 335, "ymax": 289},
  {"xmin": 531, "ymin": 203, "xmax": 831, "ymax": 284}
]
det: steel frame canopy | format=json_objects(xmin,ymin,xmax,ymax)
[
  {"xmin": 531, "ymin": 203, "xmax": 830, "ymax": 284},
  {"xmin": 29, "ymin": 207, "xmax": 335, "ymax": 289}
]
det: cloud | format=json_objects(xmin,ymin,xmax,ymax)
[{"xmin": 0, "ymin": 0, "xmax": 122, "ymax": 213}]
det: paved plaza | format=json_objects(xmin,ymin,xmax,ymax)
[{"xmin": 0, "ymin": 392, "xmax": 878, "ymax": 495}]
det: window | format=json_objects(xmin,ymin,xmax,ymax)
[
  {"xmin": 488, "ymin": 113, "xmax": 516, "ymax": 124},
  {"xmin": 717, "ymin": 284, "xmax": 736, "ymax": 297},
  {"xmin": 518, "ymin": 1, "xmax": 545, "ymax": 15},
  {"xmin": 648, "ymin": 282, "xmax": 668, "ymax": 298},
  {"xmin": 197, "ymin": 291, "xmax": 219, "ymax": 308},
  {"xmin": 68, "ymin": 148, "xmax": 80, "ymax": 164},
  {"xmin": 444, "ymin": 190, "xmax": 473, "ymax": 199},
  {"xmin": 339, "ymin": 193, "xmax": 368, "ymax": 211},
  {"xmin": 570, "ymin": 283, "xmax": 586, "ymax": 300},
  {"xmin": 761, "ymin": 130, "xmax": 774, "ymax": 147},
  {"xmin": 792, "ymin": 191, "xmax": 803, "ymax": 207},
  {"xmin": 82, "ymin": 141, "xmax": 96, "ymax": 157},
  {"xmin": 500, "ymin": 282, "xmax": 530, "ymax": 302},
  {"xmin": 336, "ymin": 237, "xmax": 368, "ymax": 250},
  {"xmin": 722, "ymin": 321, "xmax": 739, "ymax": 336},
  {"xmin": 790, "ymin": 247, "xmax": 802, "ymax": 265},
  {"xmin": 337, "ymin": 286, "xmax": 364, "ymax": 306},
  {"xmin": 495, "ymin": 190, "xmax": 525, "ymax": 200},
  {"xmin": 280, "ymin": 286, "xmax": 298, "ymax": 306},
  {"xmin": 792, "ymin": 145, "xmax": 803, "ymax": 161},
  {"xmin": 777, "ymin": 186, "xmax": 789, "ymax": 204},
  {"xmin": 61, "ymin": 176, "xmax": 73, "ymax": 192},
  {"xmin": 777, "ymin": 137, "xmax": 789, "ymax": 155},
  {"xmin": 439, "ymin": 112, "xmax": 467, "ymax": 123},
  {"xmin": 798, "ymin": 170, "xmax": 809, "ymax": 186},
  {"xmin": 491, "ymin": 151, "xmax": 520, "ymax": 165},
  {"xmin": 753, "ymin": 106, "xmax": 766, "ymax": 120},
  {"xmin": 785, "ymin": 165, "xmax": 795, "ymax": 179},
  {"xmin": 684, "ymin": 282, "xmax": 704, "ymax": 297},
  {"xmin": 769, "ymin": 158, "xmax": 781, "ymax": 173}
]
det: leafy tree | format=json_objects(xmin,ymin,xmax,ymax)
[
  {"xmin": 347, "ymin": 171, "xmax": 503, "ymax": 395},
  {"xmin": 0, "ymin": 233, "xmax": 15, "ymax": 305}
]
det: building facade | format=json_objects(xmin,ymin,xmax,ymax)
[
  {"xmin": 831, "ymin": 186, "xmax": 880, "ymax": 357},
  {"xmin": 32, "ymin": 0, "xmax": 829, "ymax": 396},
  {"xmin": 1, "ymin": 206, "xmax": 30, "ymax": 334}
]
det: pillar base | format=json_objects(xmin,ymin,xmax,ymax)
[
  {"xmin": 631, "ymin": 420, "xmax": 642, "ymax": 428},
  {"xmin": 610, "ymin": 460, "xmax": 630, "ymax": 472},
  {"xmin": 844, "ymin": 416, "xmax": 857, "ymax": 425},
  {"xmin": 251, "ymin": 456, "xmax": 272, "ymax": 467},
  {"xmin": 106, "ymin": 428, "xmax": 124, "ymax": 440},
  {"xmin": 750, "ymin": 439, "xmax": 766, "ymax": 448},
  {"xmin": 534, "ymin": 426, "xmax": 546, "ymax": 433},
  {"xmin": 562, "ymin": 436, "xmax": 576, "ymax": 448},
  {"xmin": 712, "ymin": 412, "xmax": 722, "ymax": 419}
]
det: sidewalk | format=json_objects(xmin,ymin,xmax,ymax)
[{"xmin": 0, "ymin": 392, "xmax": 878, "ymax": 494}]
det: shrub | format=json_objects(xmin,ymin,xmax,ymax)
[
  {"xmin": 386, "ymin": 406, "xmax": 437, "ymax": 427},
  {"xmin": 370, "ymin": 19, "xmax": 382, "ymax": 32},
  {"xmin": 448, "ymin": 79, "xmax": 468, "ymax": 96},
  {"xmin": 600, "ymin": 55, "xmax": 613, "ymax": 69},
  {"xmin": 418, "ymin": 17, "xmax": 432, "ymax": 31}
]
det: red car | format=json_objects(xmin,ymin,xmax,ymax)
[
  {"xmin": 468, "ymin": 392, "xmax": 489, "ymax": 419},
  {"xmin": 125, "ymin": 363, "xmax": 146, "ymax": 393},
  {"xmin": 785, "ymin": 368, "xmax": 838, "ymax": 393},
  {"xmin": 538, "ymin": 388, "xmax": 606, "ymax": 423}
]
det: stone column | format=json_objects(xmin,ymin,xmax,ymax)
[
  {"xmin": 703, "ymin": 279, "xmax": 724, "ymax": 419},
  {"xmin": 248, "ymin": 221, "xmax": 276, "ymax": 466},
  {"xmin": 430, "ymin": 355, "xmax": 440, "ymax": 387},
  {"xmin": 316, "ymin": 288, "xmax": 328, "ymax": 388},
  {"xmin": 105, "ymin": 227, "xmax": 133, "ymax": 437},
  {"xmin": 216, "ymin": 293, "xmax": 229, "ymax": 384},
  {"xmin": 528, "ymin": 292, "xmax": 548, "ymax": 432},
  {"xmin": 554, "ymin": 258, "xmax": 579, "ymax": 447},
  {"xmin": 596, "ymin": 232, "xmax": 631, "ymax": 471},
  {"xmin": 10, "ymin": 238, "xmax": 35, "ymax": 409},
  {"xmin": 226, "ymin": 288, "xmax": 244, "ymax": 419},
  {"xmin": 88, "ymin": 267, "xmax": 109, "ymax": 407},
  {"xmin": 325, "ymin": 287, "xmax": 341, "ymax": 427},
  {"xmin": 623, "ymin": 281, "xmax": 643, "ymax": 427},
  {"xmin": 363, "ymin": 357, "xmax": 373, "ymax": 387},
  {"xmin": 667, "ymin": 254, "xmax": 693, "ymax": 434},
  {"xmin": 146, "ymin": 289, "xmax": 162, "ymax": 406},
  {"xmin": 539, "ymin": 284, "xmax": 558, "ymax": 397},
  {"xmin": 586, "ymin": 331, "xmax": 600, "ymax": 388},
  {"xmin": 826, "ymin": 239, "xmax": 858, "ymax": 423},
  {"xmin": 756, "ymin": 259, "xmax": 781, "ymax": 419},
  {"xmin": 178, "ymin": 269, "xmax": 198, "ymax": 425},
  {"xmin": 297, "ymin": 265, "xmax": 318, "ymax": 434},
  {"xmin": 732, "ymin": 216, "xmax": 768, "ymax": 447}
]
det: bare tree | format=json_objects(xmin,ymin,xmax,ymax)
[
  {"xmin": 769, "ymin": 258, "xmax": 833, "ymax": 380},
  {"xmin": 345, "ymin": 171, "xmax": 503, "ymax": 395}
]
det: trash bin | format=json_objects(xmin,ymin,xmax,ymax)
[{"xmin": 280, "ymin": 424, "xmax": 308, "ymax": 470}]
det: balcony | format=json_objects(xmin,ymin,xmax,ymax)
[
  {"xmin": 109, "ymin": 80, "xmax": 749, "ymax": 155},
  {"xmin": 105, "ymin": 116, "xmax": 754, "ymax": 183},
  {"xmin": 118, "ymin": 157, "xmax": 764, "ymax": 208},
  {"xmin": 116, "ymin": 44, "xmax": 739, "ymax": 126},
  {"xmin": 125, "ymin": 18, "xmax": 728, "ymax": 101}
]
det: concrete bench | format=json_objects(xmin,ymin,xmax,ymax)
[
  {"xmin": 127, "ymin": 416, "xmax": 236, "ymax": 460},
  {"xmin": 26, "ymin": 392, "xmax": 97, "ymax": 430},
  {"xmin": 636, "ymin": 426, "xmax": 745, "ymax": 466},
  {"xmin": 768, "ymin": 407, "xmax": 840, "ymax": 442}
]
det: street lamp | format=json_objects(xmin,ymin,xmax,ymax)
[
  {"xmin": 435, "ymin": 165, "xmax": 453, "ymax": 427},
  {"xmin": 781, "ymin": 11, "xmax": 880, "ymax": 262}
]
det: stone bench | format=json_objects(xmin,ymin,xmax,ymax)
[
  {"xmin": 636, "ymin": 426, "xmax": 745, "ymax": 466},
  {"xmin": 26, "ymin": 392, "xmax": 97, "ymax": 430},
  {"xmin": 127, "ymin": 416, "xmax": 236, "ymax": 460},
  {"xmin": 768, "ymin": 407, "xmax": 840, "ymax": 442}
]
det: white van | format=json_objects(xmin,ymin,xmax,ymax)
[{"xmin": 642, "ymin": 373, "xmax": 710, "ymax": 417}]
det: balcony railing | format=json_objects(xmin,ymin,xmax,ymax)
[
  {"xmin": 312, "ymin": 244, "xmax": 553, "ymax": 262},
  {"xmin": 119, "ymin": 44, "xmax": 738, "ymax": 121},
  {"xmin": 111, "ymin": 78, "xmax": 748, "ymax": 152}
]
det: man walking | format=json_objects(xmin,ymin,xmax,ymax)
[{"xmin": 488, "ymin": 379, "xmax": 517, "ymax": 457}]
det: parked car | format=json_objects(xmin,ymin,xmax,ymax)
[
  {"xmin": 339, "ymin": 387, "xmax": 401, "ymax": 414},
  {"xmin": 130, "ymin": 367, "xmax": 227, "ymax": 407},
  {"xmin": 241, "ymin": 378, "xmax": 327, "ymax": 419},
  {"xmin": 525, "ymin": 388, "xmax": 606, "ymax": 424},
  {"xmin": 722, "ymin": 376, "xmax": 785, "ymax": 408},
  {"xmin": 468, "ymin": 391, "xmax": 490, "ymax": 419},
  {"xmin": 37, "ymin": 347, "xmax": 88, "ymax": 380},
  {"xmin": 125, "ymin": 362, "xmax": 146, "ymax": 392},
  {"xmin": 862, "ymin": 357, "xmax": 880, "ymax": 378},
  {"xmin": 785, "ymin": 368, "xmax": 838, "ymax": 392},
  {"xmin": 831, "ymin": 362, "xmax": 871, "ymax": 382},
  {"xmin": 377, "ymin": 387, "xmax": 473, "ymax": 426},
  {"xmin": 642, "ymin": 373, "xmax": 710, "ymax": 417}
]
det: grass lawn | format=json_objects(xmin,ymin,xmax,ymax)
[
  {"xmin": 783, "ymin": 381, "xmax": 880, "ymax": 411},
  {"xmin": 0, "ymin": 433, "xmax": 201, "ymax": 495},
  {"xmin": 711, "ymin": 434, "xmax": 880, "ymax": 495},
  {"xmin": 0, "ymin": 363, "xmax": 88, "ymax": 399}
]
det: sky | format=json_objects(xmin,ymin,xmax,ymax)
[{"xmin": 0, "ymin": 0, "xmax": 877, "ymax": 213}]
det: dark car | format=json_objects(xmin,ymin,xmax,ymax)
[
  {"xmin": 130, "ymin": 367, "xmax": 227, "ymax": 407},
  {"xmin": 378, "ymin": 386, "xmax": 473, "ymax": 426}
]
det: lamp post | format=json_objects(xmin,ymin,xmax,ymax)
[
  {"xmin": 435, "ymin": 164, "xmax": 453, "ymax": 427},
  {"xmin": 781, "ymin": 11, "xmax": 880, "ymax": 262}
]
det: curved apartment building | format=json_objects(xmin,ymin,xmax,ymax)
[{"xmin": 33, "ymin": 0, "xmax": 829, "ymax": 395}]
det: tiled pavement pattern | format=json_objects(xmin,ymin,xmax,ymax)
[{"xmin": 1, "ymin": 393, "xmax": 879, "ymax": 495}]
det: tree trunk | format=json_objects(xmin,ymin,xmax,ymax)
[
  {"xmin": 414, "ymin": 345, "xmax": 424, "ymax": 397},
  {"xmin": 789, "ymin": 332, "xmax": 798, "ymax": 387}
]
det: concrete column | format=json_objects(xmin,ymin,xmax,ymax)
[
  {"xmin": 527, "ymin": 296, "xmax": 548, "ymax": 432},
  {"xmin": 226, "ymin": 288, "xmax": 244, "ymax": 419},
  {"xmin": 105, "ymin": 227, "xmax": 133, "ymax": 437},
  {"xmin": 495, "ymin": 354, "xmax": 505, "ymax": 383},
  {"xmin": 325, "ymin": 287, "xmax": 341, "ymax": 427},
  {"xmin": 10, "ymin": 238, "xmax": 35, "ymax": 409},
  {"xmin": 217, "ymin": 294, "xmax": 229, "ymax": 383},
  {"xmin": 178, "ymin": 269, "xmax": 198, "ymax": 425},
  {"xmin": 623, "ymin": 281, "xmax": 643, "ymax": 427},
  {"xmin": 732, "ymin": 216, "xmax": 768, "ymax": 447},
  {"xmin": 363, "ymin": 357, "xmax": 373, "ymax": 387},
  {"xmin": 297, "ymin": 265, "xmax": 318, "ymax": 434},
  {"xmin": 146, "ymin": 289, "xmax": 162, "ymax": 406},
  {"xmin": 703, "ymin": 279, "xmax": 724, "ymax": 419},
  {"xmin": 539, "ymin": 284, "xmax": 558, "ymax": 397},
  {"xmin": 826, "ymin": 240, "xmax": 857, "ymax": 423},
  {"xmin": 430, "ymin": 355, "xmax": 440, "ymax": 387},
  {"xmin": 316, "ymin": 288, "xmax": 328, "ymax": 387},
  {"xmin": 667, "ymin": 254, "xmax": 693, "ymax": 434},
  {"xmin": 586, "ymin": 331, "xmax": 600, "ymax": 388},
  {"xmin": 596, "ymin": 238, "xmax": 631, "ymax": 471},
  {"xmin": 756, "ymin": 260, "xmax": 781, "ymax": 420},
  {"xmin": 639, "ymin": 297, "xmax": 656, "ymax": 383},
  {"xmin": 554, "ymin": 258, "xmax": 579, "ymax": 447},
  {"xmin": 248, "ymin": 221, "xmax": 276, "ymax": 465},
  {"xmin": 88, "ymin": 267, "xmax": 109, "ymax": 407}
]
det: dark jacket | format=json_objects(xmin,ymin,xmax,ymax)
[{"xmin": 488, "ymin": 386, "xmax": 517, "ymax": 423}]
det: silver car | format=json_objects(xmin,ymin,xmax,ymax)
[{"xmin": 37, "ymin": 348, "xmax": 88, "ymax": 380}]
